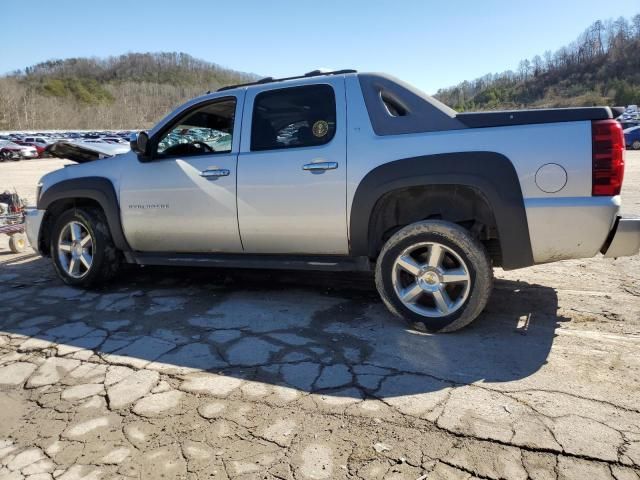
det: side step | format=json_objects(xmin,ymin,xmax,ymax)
[{"xmin": 130, "ymin": 252, "xmax": 373, "ymax": 272}]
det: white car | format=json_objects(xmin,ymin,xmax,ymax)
[{"xmin": 21, "ymin": 136, "xmax": 52, "ymax": 148}]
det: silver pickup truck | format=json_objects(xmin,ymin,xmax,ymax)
[{"xmin": 25, "ymin": 70, "xmax": 640, "ymax": 332}]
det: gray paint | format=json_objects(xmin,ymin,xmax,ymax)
[
  {"xmin": 357, "ymin": 73, "xmax": 467, "ymax": 136},
  {"xmin": 37, "ymin": 176, "xmax": 131, "ymax": 253},
  {"xmin": 348, "ymin": 152, "xmax": 533, "ymax": 270},
  {"xmin": 27, "ymin": 71, "xmax": 636, "ymax": 271}
]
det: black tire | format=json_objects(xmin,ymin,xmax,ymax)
[
  {"xmin": 9, "ymin": 233, "xmax": 28, "ymax": 253},
  {"xmin": 633, "ymin": 140, "xmax": 640, "ymax": 150},
  {"xmin": 50, "ymin": 207, "xmax": 121, "ymax": 287},
  {"xmin": 375, "ymin": 220, "xmax": 493, "ymax": 333}
]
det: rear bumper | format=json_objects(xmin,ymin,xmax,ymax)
[
  {"xmin": 602, "ymin": 217, "xmax": 640, "ymax": 258},
  {"xmin": 525, "ymin": 196, "xmax": 620, "ymax": 263},
  {"xmin": 24, "ymin": 208, "xmax": 45, "ymax": 254}
]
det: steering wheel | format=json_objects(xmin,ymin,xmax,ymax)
[{"xmin": 192, "ymin": 142, "xmax": 213, "ymax": 153}]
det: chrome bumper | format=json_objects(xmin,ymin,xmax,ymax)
[
  {"xmin": 602, "ymin": 217, "xmax": 640, "ymax": 258},
  {"xmin": 24, "ymin": 208, "xmax": 45, "ymax": 254}
]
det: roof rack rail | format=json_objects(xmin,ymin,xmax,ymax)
[{"xmin": 216, "ymin": 69, "xmax": 357, "ymax": 92}]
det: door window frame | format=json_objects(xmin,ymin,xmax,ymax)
[
  {"xmin": 148, "ymin": 95, "xmax": 240, "ymax": 162},
  {"xmin": 249, "ymin": 84, "xmax": 338, "ymax": 152}
]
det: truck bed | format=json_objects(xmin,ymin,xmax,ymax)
[{"xmin": 357, "ymin": 73, "xmax": 624, "ymax": 136}]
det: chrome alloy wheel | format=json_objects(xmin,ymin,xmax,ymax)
[
  {"xmin": 57, "ymin": 221, "xmax": 94, "ymax": 279},
  {"xmin": 391, "ymin": 242, "xmax": 471, "ymax": 318}
]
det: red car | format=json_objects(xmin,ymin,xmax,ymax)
[{"xmin": 0, "ymin": 141, "xmax": 38, "ymax": 161}]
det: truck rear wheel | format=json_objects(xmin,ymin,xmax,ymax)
[
  {"xmin": 375, "ymin": 220, "xmax": 493, "ymax": 333},
  {"xmin": 50, "ymin": 207, "xmax": 121, "ymax": 287}
]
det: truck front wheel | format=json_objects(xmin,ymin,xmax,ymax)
[
  {"xmin": 50, "ymin": 207, "xmax": 121, "ymax": 287},
  {"xmin": 375, "ymin": 220, "xmax": 493, "ymax": 333}
]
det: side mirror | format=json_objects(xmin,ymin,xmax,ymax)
[{"xmin": 130, "ymin": 131, "xmax": 150, "ymax": 159}]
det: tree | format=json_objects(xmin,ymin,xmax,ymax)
[
  {"xmin": 434, "ymin": 12, "xmax": 640, "ymax": 111},
  {"xmin": 0, "ymin": 52, "xmax": 255, "ymax": 129},
  {"xmin": 532, "ymin": 55, "xmax": 543, "ymax": 76},
  {"xmin": 543, "ymin": 50, "xmax": 553, "ymax": 70},
  {"xmin": 632, "ymin": 14, "xmax": 640, "ymax": 38},
  {"xmin": 518, "ymin": 59, "xmax": 531, "ymax": 81}
]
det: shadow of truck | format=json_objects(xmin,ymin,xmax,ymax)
[{"xmin": 0, "ymin": 260, "xmax": 567, "ymax": 399}]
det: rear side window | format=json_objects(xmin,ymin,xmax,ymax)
[{"xmin": 251, "ymin": 84, "xmax": 336, "ymax": 151}]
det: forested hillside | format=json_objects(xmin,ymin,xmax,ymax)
[
  {"xmin": 0, "ymin": 52, "xmax": 255, "ymax": 130},
  {"xmin": 435, "ymin": 14, "xmax": 640, "ymax": 111}
]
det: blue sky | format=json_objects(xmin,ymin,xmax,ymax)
[{"xmin": 1, "ymin": 0, "xmax": 638, "ymax": 94}]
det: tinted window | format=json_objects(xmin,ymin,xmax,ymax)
[
  {"xmin": 251, "ymin": 85, "xmax": 336, "ymax": 151},
  {"xmin": 156, "ymin": 98, "xmax": 236, "ymax": 157}
]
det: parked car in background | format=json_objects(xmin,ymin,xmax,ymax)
[
  {"xmin": 625, "ymin": 125, "xmax": 640, "ymax": 150},
  {"xmin": 22, "ymin": 136, "xmax": 52, "ymax": 149},
  {"xmin": 619, "ymin": 121, "xmax": 640, "ymax": 131},
  {"xmin": 620, "ymin": 105, "xmax": 639, "ymax": 121},
  {"xmin": 15, "ymin": 140, "xmax": 47, "ymax": 157},
  {"xmin": 0, "ymin": 141, "xmax": 38, "ymax": 161}
]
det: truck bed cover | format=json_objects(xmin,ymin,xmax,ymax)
[{"xmin": 456, "ymin": 107, "xmax": 622, "ymax": 128}]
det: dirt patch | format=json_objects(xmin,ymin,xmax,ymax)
[{"xmin": 0, "ymin": 153, "xmax": 639, "ymax": 479}]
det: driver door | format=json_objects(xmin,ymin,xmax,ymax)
[{"xmin": 119, "ymin": 95, "xmax": 244, "ymax": 253}]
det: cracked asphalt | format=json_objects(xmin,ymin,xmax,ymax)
[{"xmin": 0, "ymin": 153, "xmax": 639, "ymax": 480}]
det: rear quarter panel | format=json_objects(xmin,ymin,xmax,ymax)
[{"xmin": 345, "ymin": 76, "xmax": 615, "ymax": 264}]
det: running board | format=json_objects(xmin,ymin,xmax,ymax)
[{"xmin": 130, "ymin": 252, "xmax": 373, "ymax": 272}]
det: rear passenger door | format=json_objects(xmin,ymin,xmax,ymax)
[{"xmin": 237, "ymin": 79, "xmax": 348, "ymax": 254}]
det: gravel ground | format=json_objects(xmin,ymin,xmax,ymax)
[{"xmin": 0, "ymin": 154, "xmax": 638, "ymax": 480}]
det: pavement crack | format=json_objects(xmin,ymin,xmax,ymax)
[
  {"xmin": 501, "ymin": 387, "xmax": 640, "ymax": 415},
  {"xmin": 437, "ymin": 458, "xmax": 498, "ymax": 480},
  {"xmin": 369, "ymin": 390, "xmax": 637, "ymax": 469}
]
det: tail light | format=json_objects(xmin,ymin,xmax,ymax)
[{"xmin": 592, "ymin": 119, "xmax": 625, "ymax": 196}]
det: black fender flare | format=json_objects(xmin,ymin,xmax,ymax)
[
  {"xmin": 37, "ymin": 176, "xmax": 131, "ymax": 252},
  {"xmin": 349, "ymin": 152, "xmax": 533, "ymax": 270}
]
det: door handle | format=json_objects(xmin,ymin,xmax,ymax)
[
  {"xmin": 200, "ymin": 168, "xmax": 230, "ymax": 179},
  {"xmin": 302, "ymin": 162, "xmax": 338, "ymax": 171}
]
